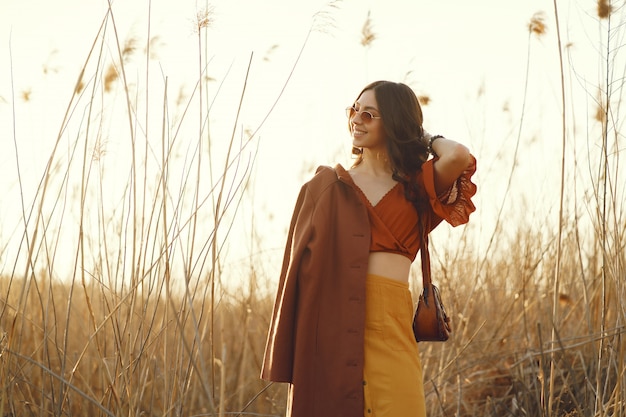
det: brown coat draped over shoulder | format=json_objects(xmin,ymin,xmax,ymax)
[
  {"xmin": 261, "ymin": 159, "xmax": 476, "ymax": 417},
  {"xmin": 261, "ymin": 165, "xmax": 371, "ymax": 416}
]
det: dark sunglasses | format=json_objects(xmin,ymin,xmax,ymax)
[{"xmin": 346, "ymin": 106, "xmax": 381, "ymax": 123}]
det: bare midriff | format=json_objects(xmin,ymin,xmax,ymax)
[{"xmin": 366, "ymin": 252, "xmax": 412, "ymax": 284}]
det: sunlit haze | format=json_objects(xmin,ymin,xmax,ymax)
[{"xmin": 0, "ymin": 0, "xmax": 612, "ymax": 289}]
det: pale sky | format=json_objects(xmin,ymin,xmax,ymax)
[{"xmin": 0, "ymin": 0, "xmax": 613, "ymax": 288}]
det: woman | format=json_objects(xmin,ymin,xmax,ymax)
[{"xmin": 261, "ymin": 80, "xmax": 477, "ymax": 417}]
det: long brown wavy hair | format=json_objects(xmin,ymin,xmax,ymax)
[{"xmin": 350, "ymin": 80, "xmax": 430, "ymax": 207}]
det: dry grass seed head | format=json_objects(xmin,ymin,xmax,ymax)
[
  {"xmin": 104, "ymin": 64, "xmax": 118, "ymax": 92},
  {"xmin": 148, "ymin": 36, "xmax": 163, "ymax": 60},
  {"xmin": 21, "ymin": 89, "xmax": 32, "ymax": 102},
  {"xmin": 102, "ymin": 36, "xmax": 137, "ymax": 93},
  {"xmin": 122, "ymin": 37, "xmax": 137, "ymax": 58},
  {"xmin": 594, "ymin": 88, "xmax": 607, "ymax": 124},
  {"xmin": 528, "ymin": 11, "xmax": 547, "ymax": 37},
  {"xmin": 92, "ymin": 138, "xmax": 108, "ymax": 162},
  {"xmin": 594, "ymin": 106, "xmax": 606, "ymax": 124},
  {"xmin": 74, "ymin": 69, "xmax": 85, "ymax": 95},
  {"xmin": 263, "ymin": 44, "xmax": 279, "ymax": 62},
  {"xmin": 597, "ymin": 0, "xmax": 612, "ymax": 19},
  {"xmin": 418, "ymin": 95, "xmax": 430, "ymax": 106},
  {"xmin": 75, "ymin": 80, "xmax": 85, "ymax": 95},
  {"xmin": 196, "ymin": 7, "xmax": 215, "ymax": 32},
  {"xmin": 361, "ymin": 11, "xmax": 376, "ymax": 47},
  {"xmin": 312, "ymin": 1, "xmax": 343, "ymax": 35}
]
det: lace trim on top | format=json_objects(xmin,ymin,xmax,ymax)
[
  {"xmin": 422, "ymin": 154, "xmax": 477, "ymax": 227},
  {"xmin": 352, "ymin": 182, "xmax": 400, "ymax": 208}
]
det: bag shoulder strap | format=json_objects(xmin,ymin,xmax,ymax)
[{"xmin": 418, "ymin": 216, "xmax": 432, "ymax": 288}]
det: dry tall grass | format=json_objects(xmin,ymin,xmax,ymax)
[{"xmin": 1, "ymin": 2, "xmax": 625, "ymax": 417}]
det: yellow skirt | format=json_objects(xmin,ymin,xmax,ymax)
[{"xmin": 363, "ymin": 274, "xmax": 426, "ymax": 417}]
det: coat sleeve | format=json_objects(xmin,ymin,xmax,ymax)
[{"xmin": 260, "ymin": 181, "xmax": 315, "ymax": 382}]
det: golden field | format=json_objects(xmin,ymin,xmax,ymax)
[{"xmin": 1, "ymin": 1, "xmax": 624, "ymax": 416}]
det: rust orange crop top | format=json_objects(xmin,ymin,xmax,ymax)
[{"xmin": 336, "ymin": 156, "xmax": 477, "ymax": 262}]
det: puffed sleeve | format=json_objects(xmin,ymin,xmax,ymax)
[
  {"xmin": 420, "ymin": 154, "xmax": 477, "ymax": 227},
  {"xmin": 260, "ymin": 182, "xmax": 315, "ymax": 382}
]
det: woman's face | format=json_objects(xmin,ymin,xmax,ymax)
[{"xmin": 350, "ymin": 89, "xmax": 386, "ymax": 153}]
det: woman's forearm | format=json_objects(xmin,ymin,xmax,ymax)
[{"xmin": 424, "ymin": 132, "xmax": 472, "ymax": 194}]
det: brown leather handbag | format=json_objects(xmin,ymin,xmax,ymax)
[{"xmin": 412, "ymin": 219, "xmax": 452, "ymax": 342}]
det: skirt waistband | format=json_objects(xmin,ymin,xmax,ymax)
[{"xmin": 366, "ymin": 273, "xmax": 409, "ymax": 289}]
